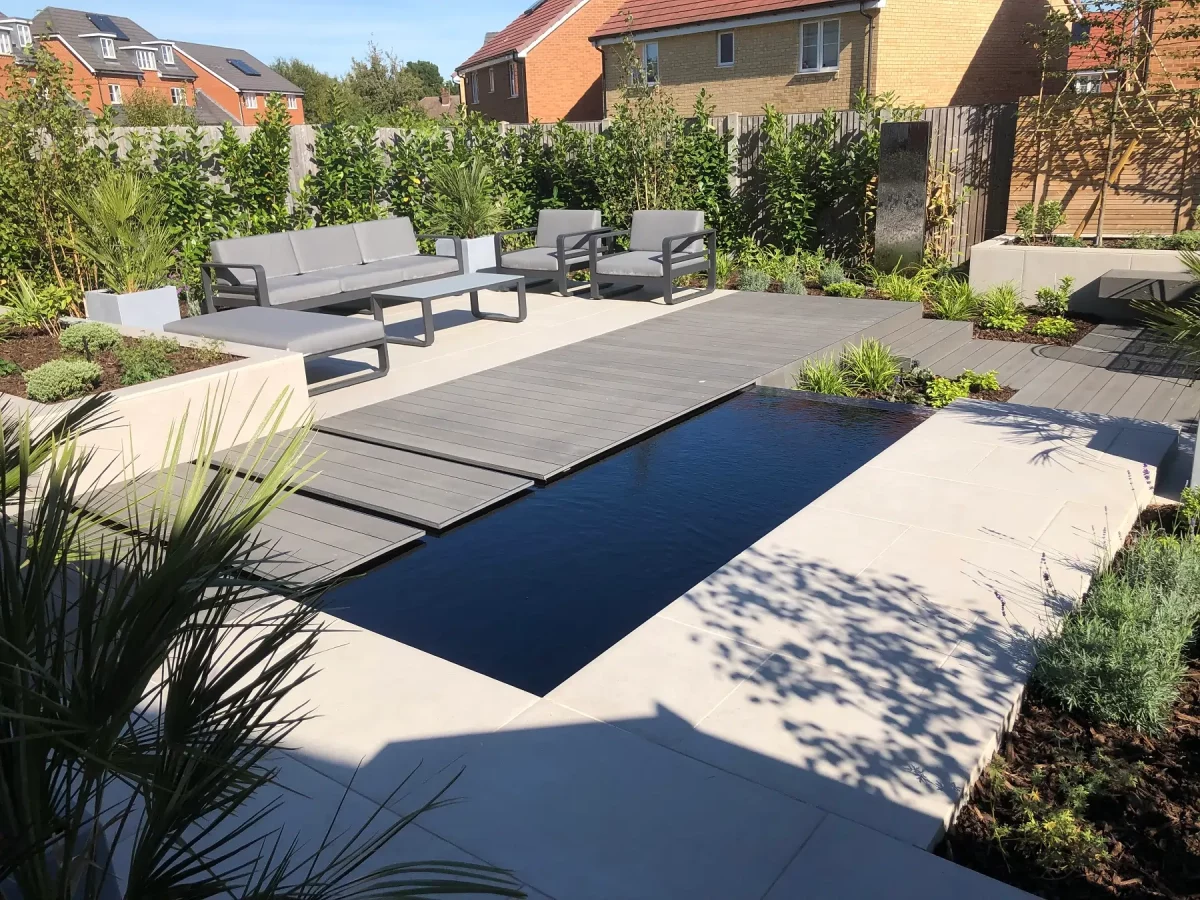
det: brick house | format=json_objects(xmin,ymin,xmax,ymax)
[
  {"xmin": 173, "ymin": 41, "xmax": 305, "ymax": 124},
  {"xmin": 589, "ymin": 0, "xmax": 1067, "ymax": 116},
  {"xmin": 456, "ymin": 0, "xmax": 629, "ymax": 123},
  {"xmin": 1065, "ymin": 0, "xmax": 1200, "ymax": 94}
]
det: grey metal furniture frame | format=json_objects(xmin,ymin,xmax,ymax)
[
  {"xmin": 373, "ymin": 273, "xmax": 527, "ymax": 347},
  {"xmin": 588, "ymin": 228, "xmax": 717, "ymax": 305},
  {"xmin": 491, "ymin": 226, "xmax": 611, "ymax": 294}
]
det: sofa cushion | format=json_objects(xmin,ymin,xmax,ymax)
[
  {"xmin": 337, "ymin": 256, "xmax": 459, "ymax": 293},
  {"xmin": 354, "ymin": 217, "xmax": 420, "ymax": 262},
  {"xmin": 501, "ymin": 247, "xmax": 563, "ymax": 272},
  {"xmin": 289, "ymin": 225, "xmax": 363, "ymax": 272},
  {"xmin": 629, "ymin": 210, "xmax": 705, "ymax": 252},
  {"xmin": 263, "ymin": 272, "xmax": 344, "ymax": 306},
  {"xmin": 535, "ymin": 209, "xmax": 602, "ymax": 248},
  {"xmin": 210, "ymin": 232, "xmax": 300, "ymax": 284},
  {"xmin": 167, "ymin": 307, "xmax": 384, "ymax": 356}
]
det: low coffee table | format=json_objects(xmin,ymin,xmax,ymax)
[{"xmin": 373, "ymin": 272, "xmax": 527, "ymax": 347}]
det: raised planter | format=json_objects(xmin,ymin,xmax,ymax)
[
  {"xmin": 437, "ymin": 235, "xmax": 496, "ymax": 273},
  {"xmin": 3, "ymin": 324, "xmax": 310, "ymax": 485},
  {"xmin": 85, "ymin": 285, "xmax": 182, "ymax": 331},
  {"xmin": 968, "ymin": 236, "xmax": 1190, "ymax": 319}
]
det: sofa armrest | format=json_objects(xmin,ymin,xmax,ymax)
[
  {"xmin": 417, "ymin": 234, "xmax": 464, "ymax": 274},
  {"xmin": 494, "ymin": 226, "xmax": 537, "ymax": 259},
  {"xmin": 662, "ymin": 229, "xmax": 715, "ymax": 279},
  {"xmin": 589, "ymin": 229, "xmax": 630, "ymax": 273},
  {"xmin": 200, "ymin": 261, "xmax": 270, "ymax": 311}
]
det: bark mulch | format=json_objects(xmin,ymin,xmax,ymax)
[{"xmin": 973, "ymin": 315, "xmax": 1099, "ymax": 348}]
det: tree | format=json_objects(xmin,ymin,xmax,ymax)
[
  {"xmin": 121, "ymin": 87, "xmax": 197, "ymax": 126},
  {"xmin": 404, "ymin": 59, "xmax": 450, "ymax": 98},
  {"xmin": 271, "ymin": 57, "xmax": 356, "ymax": 124},
  {"xmin": 344, "ymin": 42, "xmax": 424, "ymax": 119}
]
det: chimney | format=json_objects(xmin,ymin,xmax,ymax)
[{"xmin": 440, "ymin": 88, "xmax": 450, "ymax": 105}]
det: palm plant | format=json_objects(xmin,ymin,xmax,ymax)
[
  {"xmin": 1134, "ymin": 249, "xmax": 1200, "ymax": 356},
  {"xmin": 61, "ymin": 170, "xmax": 178, "ymax": 295},
  {"xmin": 0, "ymin": 392, "xmax": 523, "ymax": 900},
  {"xmin": 427, "ymin": 158, "xmax": 505, "ymax": 238}
]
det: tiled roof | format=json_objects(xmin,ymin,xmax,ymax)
[
  {"xmin": 194, "ymin": 89, "xmax": 239, "ymax": 124},
  {"xmin": 458, "ymin": 0, "xmax": 584, "ymax": 71},
  {"xmin": 591, "ymin": 0, "xmax": 834, "ymax": 39},
  {"xmin": 173, "ymin": 41, "xmax": 303, "ymax": 94},
  {"xmin": 418, "ymin": 92, "xmax": 461, "ymax": 118},
  {"xmin": 32, "ymin": 7, "xmax": 197, "ymax": 78}
]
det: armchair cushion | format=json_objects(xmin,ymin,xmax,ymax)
[
  {"xmin": 354, "ymin": 217, "xmax": 420, "ymax": 262},
  {"xmin": 594, "ymin": 251, "xmax": 670, "ymax": 277},
  {"xmin": 501, "ymin": 247, "xmax": 565, "ymax": 272},
  {"xmin": 535, "ymin": 209, "xmax": 602, "ymax": 248},
  {"xmin": 210, "ymin": 233, "xmax": 299, "ymax": 285},
  {"xmin": 263, "ymin": 272, "xmax": 344, "ymax": 305},
  {"xmin": 336, "ymin": 256, "xmax": 459, "ymax": 292},
  {"xmin": 289, "ymin": 224, "xmax": 363, "ymax": 272},
  {"xmin": 629, "ymin": 210, "xmax": 705, "ymax": 252}
]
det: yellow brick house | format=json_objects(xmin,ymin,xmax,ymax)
[{"xmin": 589, "ymin": 0, "xmax": 1065, "ymax": 115}]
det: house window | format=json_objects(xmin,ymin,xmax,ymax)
[
  {"xmin": 171, "ymin": 86, "xmax": 185, "ymax": 105},
  {"xmin": 135, "ymin": 48, "xmax": 156, "ymax": 70},
  {"xmin": 470, "ymin": 73, "xmax": 479, "ymax": 103},
  {"xmin": 244, "ymin": 93, "xmax": 258, "ymax": 109},
  {"xmin": 1070, "ymin": 20, "xmax": 1091, "ymax": 43},
  {"xmin": 508, "ymin": 60, "xmax": 519, "ymax": 98},
  {"xmin": 488, "ymin": 67, "xmax": 495, "ymax": 93},
  {"xmin": 14, "ymin": 22, "xmax": 30, "ymax": 47},
  {"xmin": 800, "ymin": 19, "xmax": 840, "ymax": 72},
  {"xmin": 717, "ymin": 31, "xmax": 735, "ymax": 67},
  {"xmin": 160, "ymin": 44, "xmax": 174, "ymax": 65},
  {"xmin": 287, "ymin": 94, "xmax": 298, "ymax": 109},
  {"xmin": 108, "ymin": 83, "xmax": 122, "ymax": 104},
  {"xmin": 1073, "ymin": 72, "xmax": 1104, "ymax": 94},
  {"xmin": 0, "ymin": 31, "xmax": 11, "ymax": 56},
  {"xmin": 642, "ymin": 41, "xmax": 659, "ymax": 85},
  {"xmin": 99, "ymin": 36, "xmax": 115, "ymax": 58}
]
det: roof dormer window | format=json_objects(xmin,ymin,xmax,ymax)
[
  {"xmin": 99, "ymin": 36, "xmax": 115, "ymax": 59},
  {"xmin": 159, "ymin": 44, "xmax": 173, "ymax": 65},
  {"xmin": 13, "ymin": 22, "xmax": 30, "ymax": 48},
  {"xmin": 0, "ymin": 29, "xmax": 11, "ymax": 56},
  {"xmin": 135, "ymin": 48, "xmax": 156, "ymax": 70}
]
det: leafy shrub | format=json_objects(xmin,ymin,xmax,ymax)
[
  {"xmin": 869, "ymin": 262, "xmax": 933, "ymax": 302},
  {"xmin": 757, "ymin": 246, "xmax": 800, "ymax": 282},
  {"xmin": 1032, "ymin": 316, "xmax": 1077, "ymax": 338},
  {"xmin": 0, "ymin": 358, "xmax": 20, "ymax": 376},
  {"xmin": 929, "ymin": 277, "xmax": 977, "ymax": 320},
  {"xmin": 1130, "ymin": 231, "xmax": 1167, "ymax": 250},
  {"xmin": 1166, "ymin": 229, "xmax": 1200, "ymax": 251},
  {"xmin": 23, "ymin": 357, "xmax": 102, "ymax": 402},
  {"xmin": 841, "ymin": 338, "xmax": 901, "ymax": 394},
  {"xmin": 1179, "ymin": 485, "xmax": 1200, "ymax": 527},
  {"xmin": 1035, "ymin": 276, "xmax": 1074, "ymax": 316},
  {"xmin": 926, "ymin": 376, "xmax": 970, "ymax": 408},
  {"xmin": 1015, "ymin": 200, "xmax": 1067, "ymax": 243},
  {"xmin": 192, "ymin": 338, "xmax": 228, "ymax": 364},
  {"xmin": 978, "ymin": 283, "xmax": 1028, "ymax": 332},
  {"xmin": 1, "ymin": 273, "xmax": 75, "ymax": 335},
  {"xmin": 781, "ymin": 273, "xmax": 807, "ymax": 295},
  {"xmin": 1034, "ymin": 532, "xmax": 1200, "ymax": 732},
  {"xmin": 960, "ymin": 369, "xmax": 1001, "ymax": 392},
  {"xmin": 818, "ymin": 259, "xmax": 846, "ymax": 288},
  {"xmin": 1054, "ymin": 235, "xmax": 1087, "ymax": 248},
  {"xmin": 795, "ymin": 248, "xmax": 826, "ymax": 283},
  {"xmin": 824, "ymin": 281, "xmax": 866, "ymax": 298},
  {"xmin": 715, "ymin": 250, "xmax": 736, "ymax": 287},
  {"xmin": 795, "ymin": 355, "xmax": 852, "ymax": 396},
  {"xmin": 60, "ymin": 321, "xmax": 122, "ymax": 358},
  {"xmin": 738, "ymin": 269, "xmax": 771, "ymax": 292},
  {"xmin": 115, "ymin": 337, "xmax": 177, "ymax": 386}
]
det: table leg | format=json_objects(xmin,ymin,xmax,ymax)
[
  {"xmin": 386, "ymin": 297, "xmax": 436, "ymax": 346},
  {"xmin": 469, "ymin": 281, "xmax": 527, "ymax": 323}
]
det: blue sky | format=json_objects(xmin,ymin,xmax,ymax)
[{"xmin": 36, "ymin": 0, "xmax": 530, "ymax": 78}]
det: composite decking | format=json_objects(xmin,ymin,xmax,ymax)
[{"xmin": 317, "ymin": 292, "xmax": 922, "ymax": 480}]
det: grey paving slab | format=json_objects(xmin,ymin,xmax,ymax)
[
  {"xmin": 318, "ymin": 292, "xmax": 916, "ymax": 480},
  {"xmin": 85, "ymin": 464, "xmax": 424, "ymax": 584},
  {"xmin": 216, "ymin": 430, "xmax": 532, "ymax": 530}
]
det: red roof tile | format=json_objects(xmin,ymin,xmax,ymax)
[
  {"xmin": 591, "ymin": 0, "xmax": 833, "ymax": 40},
  {"xmin": 459, "ymin": 0, "xmax": 586, "ymax": 71}
]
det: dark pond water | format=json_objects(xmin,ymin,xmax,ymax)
[{"xmin": 325, "ymin": 389, "xmax": 927, "ymax": 695}]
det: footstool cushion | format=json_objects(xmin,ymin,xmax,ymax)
[{"xmin": 165, "ymin": 307, "xmax": 384, "ymax": 356}]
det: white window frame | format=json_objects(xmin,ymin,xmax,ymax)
[
  {"xmin": 135, "ymin": 48, "xmax": 156, "ymax": 70},
  {"xmin": 641, "ymin": 41, "xmax": 659, "ymax": 86},
  {"xmin": 470, "ymin": 73, "xmax": 479, "ymax": 103},
  {"xmin": 244, "ymin": 93, "xmax": 258, "ymax": 109},
  {"xmin": 0, "ymin": 30, "xmax": 12, "ymax": 56},
  {"xmin": 99, "ymin": 36, "xmax": 115, "ymax": 59},
  {"xmin": 488, "ymin": 67, "xmax": 495, "ymax": 93},
  {"xmin": 171, "ymin": 86, "xmax": 185, "ymax": 105},
  {"xmin": 508, "ymin": 60, "xmax": 519, "ymax": 98},
  {"xmin": 286, "ymin": 94, "xmax": 298, "ymax": 109},
  {"xmin": 1073, "ymin": 72, "xmax": 1105, "ymax": 94},
  {"xmin": 159, "ymin": 44, "xmax": 174, "ymax": 65},
  {"xmin": 14, "ymin": 22, "xmax": 30, "ymax": 48},
  {"xmin": 717, "ymin": 31, "xmax": 735, "ymax": 67},
  {"xmin": 108, "ymin": 83, "xmax": 122, "ymax": 104},
  {"xmin": 800, "ymin": 19, "xmax": 840, "ymax": 73}
]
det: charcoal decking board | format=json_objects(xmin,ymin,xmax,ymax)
[
  {"xmin": 84, "ymin": 464, "xmax": 424, "ymax": 584},
  {"xmin": 318, "ymin": 292, "xmax": 919, "ymax": 480},
  {"xmin": 215, "ymin": 430, "xmax": 534, "ymax": 530}
]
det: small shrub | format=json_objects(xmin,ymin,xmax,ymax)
[
  {"xmin": 1014, "ymin": 202, "xmax": 1038, "ymax": 244},
  {"xmin": 1054, "ymin": 235, "xmax": 1087, "ymax": 248},
  {"xmin": 1179, "ymin": 485, "xmax": 1200, "ymax": 527},
  {"xmin": 978, "ymin": 283, "xmax": 1028, "ymax": 332},
  {"xmin": 738, "ymin": 269, "xmax": 771, "ymax": 292},
  {"xmin": 824, "ymin": 281, "xmax": 866, "ymax": 298},
  {"xmin": 1035, "ymin": 276, "xmax": 1074, "ymax": 316},
  {"xmin": 1034, "ymin": 532, "xmax": 1200, "ymax": 732},
  {"xmin": 960, "ymin": 369, "xmax": 1001, "ymax": 392},
  {"xmin": 795, "ymin": 356, "xmax": 852, "ymax": 396},
  {"xmin": 715, "ymin": 250, "xmax": 736, "ymax": 287},
  {"xmin": 1014, "ymin": 201, "xmax": 1066, "ymax": 244},
  {"xmin": 1167, "ymin": 229, "xmax": 1200, "ymax": 252},
  {"xmin": 818, "ymin": 259, "xmax": 846, "ymax": 288},
  {"xmin": 926, "ymin": 376, "xmax": 970, "ymax": 408},
  {"xmin": 60, "ymin": 321, "xmax": 123, "ymax": 359},
  {"xmin": 0, "ymin": 358, "xmax": 21, "ymax": 376},
  {"xmin": 1032, "ymin": 316, "xmax": 1077, "ymax": 338},
  {"xmin": 116, "ymin": 337, "xmax": 177, "ymax": 386},
  {"xmin": 1, "ymin": 273, "xmax": 76, "ymax": 335},
  {"xmin": 1130, "ymin": 231, "xmax": 1167, "ymax": 250},
  {"xmin": 24, "ymin": 358, "xmax": 102, "ymax": 402},
  {"xmin": 929, "ymin": 277, "xmax": 978, "ymax": 321},
  {"xmin": 841, "ymin": 338, "xmax": 901, "ymax": 395},
  {"xmin": 870, "ymin": 262, "xmax": 933, "ymax": 302},
  {"xmin": 796, "ymin": 248, "xmax": 826, "ymax": 283},
  {"xmin": 780, "ymin": 273, "xmax": 807, "ymax": 296},
  {"xmin": 192, "ymin": 338, "xmax": 228, "ymax": 363}
]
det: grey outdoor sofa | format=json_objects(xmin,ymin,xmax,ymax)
[
  {"xmin": 491, "ymin": 209, "xmax": 611, "ymax": 295},
  {"xmin": 588, "ymin": 210, "xmax": 716, "ymax": 305},
  {"xmin": 200, "ymin": 217, "xmax": 463, "ymax": 314}
]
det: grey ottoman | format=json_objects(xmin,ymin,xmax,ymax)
[{"xmin": 166, "ymin": 306, "xmax": 389, "ymax": 395}]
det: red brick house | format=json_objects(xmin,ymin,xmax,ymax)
[
  {"xmin": 457, "ymin": 0, "xmax": 628, "ymax": 123},
  {"xmin": 173, "ymin": 41, "xmax": 305, "ymax": 124},
  {"xmin": 1065, "ymin": 1, "xmax": 1200, "ymax": 94}
]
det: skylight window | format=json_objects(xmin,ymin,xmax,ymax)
[{"xmin": 227, "ymin": 58, "xmax": 261, "ymax": 76}]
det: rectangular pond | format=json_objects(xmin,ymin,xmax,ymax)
[{"xmin": 325, "ymin": 389, "xmax": 928, "ymax": 695}]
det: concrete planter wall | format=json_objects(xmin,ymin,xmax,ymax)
[
  {"xmin": 437, "ymin": 235, "xmax": 496, "ymax": 273},
  {"xmin": 4, "ymin": 324, "xmax": 310, "ymax": 485},
  {"xmin": 85, "ymin": 285, "xmax": 182, "ymax": 331},
  {"xmin": 968, "ymin": 236, "xmax": 1189, "ymax": 316}
]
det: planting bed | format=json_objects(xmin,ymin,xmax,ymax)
[
  {"xmin": 0, "ymin": 328, "xmax": 237, "ymax": 399},
  {"xmin": 973, "ymin": 314, "xmax": 1099, "ymax": 347}
]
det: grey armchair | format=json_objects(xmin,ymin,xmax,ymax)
[
  {"xmin": 492, "ymin": 209, "xmax": 611, "ymax": 295},
  {"xmin": 588, "ymin": 210, "xmax": 716, "ymax": 305}
]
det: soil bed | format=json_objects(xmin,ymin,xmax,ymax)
[
  {"xmin": 0, "ymin": 328, "xmax": 239, "ymax": 400},
  {"xmin": 939, "ymin": 660, "xmax": 1200, "ymax": 899},
  {"xmin": 973, "ymin": 315, "xmax": 1098, "ymax": 347}
]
